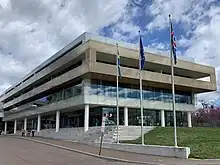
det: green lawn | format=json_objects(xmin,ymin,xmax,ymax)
[{"xmin": 121, "ymin": 127, "xmax": 220, "ymax": 159}]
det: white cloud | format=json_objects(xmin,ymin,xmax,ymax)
[
  {"xmin": 147, "ymin": 0, "xmax": 220, "ymax": 105},
  {"xmin": 0, "ymin": 0, "xmax": 130, "ymax": 94}
]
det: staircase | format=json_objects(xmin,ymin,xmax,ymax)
[
  {"xmin": 36, "ymin": 126, "xmax": 155, "ymax": 143},
  {"xmin": 97, "ymin": 126, "xmax": 155, "ymax": 143}
]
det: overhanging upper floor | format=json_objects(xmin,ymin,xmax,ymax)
[{"xmin": 0, "ymin": 33, "xmax": 217, "ymax": 111}]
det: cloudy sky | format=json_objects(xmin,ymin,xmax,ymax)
[{"xmin": 0, "ymin": 0, "xmax": 219, "ymax": 106}]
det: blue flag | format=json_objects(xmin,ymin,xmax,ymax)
[
  {"xmin": 116, "ymin": 45, "xmax": 122, "ymax": 77},
  {"xmin": 139, "ymin": 36, "xmax": 145, "ymax": 70}
]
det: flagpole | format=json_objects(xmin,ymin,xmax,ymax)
[
  {"xmin": 116, "ymin": 43, "xmax": 120, "ymax": 144},
  {"xmin": 169, "ymin": 14, "xmax": 177, "ymax": 147},
  {"xmin": 139, "ymin": 31, "xmax": 144, "ymax": 146}
]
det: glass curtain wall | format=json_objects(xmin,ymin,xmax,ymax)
[
  {"xmin": 41, "ymin": 114, "xmax": 56, "ymax": 129},
  {"xmin": 90, "ymin": 79, "xmax": 192, "ymax": 104},
  {"xmin": 26, "ymin": 118, "xmax": 37, "ymax": 130},
  {"xmin": 128, "ymin": 109, "xmax": 161, "ymax": 126},
  {"xmin": 35, "ymin": 82, "xmax": 82, "ymax": 106},
  {"xmin": 17, "ymin": 120, "xmax": 24, "ymax": 130},
  {"xmin": 60, "ymin": 110, "xmax": 84, "ymax": 128},
  {"xmin": 89, "ymin": 107, "xmax": 124, "ymax": 127},
  {"xmin": 165, "ymin": 111, "xmax": 187, "ymax": 127}
]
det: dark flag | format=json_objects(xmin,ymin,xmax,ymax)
[
  {"xmin": 139, "ymin": 35, "xmax": 145, "ymax": 70},
  {"xmin": 170, "ymin": 17, "xmax": 177, "ymax": 64}
]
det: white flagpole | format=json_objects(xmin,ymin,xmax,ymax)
[
  {"xmin": 116, "ymin": 44, "xmax": 120, "ymax": 144},
  {"xmin": 139, "ymin": 31, "xmax": 144, "ymax": 145},
  {"xmin": 169, "ymin": 14, "xmax": 177, "ymax": 147}
]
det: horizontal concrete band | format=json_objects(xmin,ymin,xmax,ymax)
[{"xmin": 93, "ymin": 143, "xmax": 190, "ymax": 159}]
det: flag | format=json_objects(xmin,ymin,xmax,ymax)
[
  {"xmin": 116, "ymin": 44, "xmax": 122, "ymax": 77},
  {"xmin": 139, "ymin": 35, "xmax": 145, "ymax": 70},
  {"xmin": 170, "ymin": 19, "xmax": 177, "ymax": 64}
]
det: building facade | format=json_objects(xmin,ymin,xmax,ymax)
[{"xmin": 0, "ymin": 32, "xmax": 217, "ymax": 135}]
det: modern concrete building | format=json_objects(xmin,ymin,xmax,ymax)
[{"xmin": 0, "ymin": 32, "xmax": 217, "ymax": 138}]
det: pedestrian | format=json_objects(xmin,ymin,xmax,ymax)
[
  {"xmin": 31, "ymin": 129, "xmax": 35, "ymax": 137},
  {"xmin": 21, "ymin": 129, "xmax": 25, "ymax": 136}
]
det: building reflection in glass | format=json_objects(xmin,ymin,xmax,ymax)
[
  {"xmin": 89, "ymin": 107, "xmax": 124, "ymax": 127},
  {"xmin": 41, "ymin": 114, "xmax": 56, "ymax": 129},
  {"xmin": 35, "ymin": 82, "xmax": 82, "ymax": 107},
  {"xmin": 17, "ymin": 120, "xmax": 24, "ymax": 131},
  {"xmin": 90, "ymin": 80, "xmax": 192, "ymax": 104},
  {"xmin": 27, "ymin": 118, "xmax": 37, "ymax": 130},
  {"xmin": 128, "ymin": 109, "xmax": 161, "ymax": 126},
  {"xmin": 60, "ymin": 110, "xmax": 84, "ymax": 128},
  {"xmin": 165, "ymin": 111, "xmax": 187, "ymax": 127}
]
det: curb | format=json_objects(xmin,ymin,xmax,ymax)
[{"xmin": 13, "ymin": 136, "xmax": 164, "ymax": 165}]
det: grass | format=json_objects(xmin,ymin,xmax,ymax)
[{"xmin": 121, "ymin": 127, "xmax": 220, "ymax": 159}]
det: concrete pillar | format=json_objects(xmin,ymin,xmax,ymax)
[
  {"xmin": 161, "ymin": 110, "xmax": 165, "ymax": 127},
  {"xmin": 187, "ymin": 112, "xmax": 192, "ymax": 127},
  {"xmin": 124, "ymin": 107, "xmax": 128, "ymax": 126},
  {"xmin": 84, "ymin": 104, "xmax": 89, "ymax": 132},
  {"xmin": 24, "ymin": 118, "xmax": 27, "ymax": 131},
  {"xmin": 56, "ymin": 110, "xmax": 60, "ymax": 132},
  {"xmin": 83, "ymin": 79, "xmax": 91, "ymax": 103},
  {"xmin": 14, "ymin": 120, "xmax": 17, "ymax": 134},
  {"xmin": 37, "ymin": 114, "xmax": 41, "ymax": 132},
  {"xmin": 4, "ymin": 121, "xmax": 7, "ymax": 135}
]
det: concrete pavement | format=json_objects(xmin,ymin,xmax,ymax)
[
  {"xmin": 11, "ymin": 136, "xmax": 220, "ymax": 165},
  {"xmin": 0, "ymin": 136, "xmax": 145, "ymax": 165}
]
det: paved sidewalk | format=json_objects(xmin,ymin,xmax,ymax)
[
  {"xmin": 14, "ymin": 136, "xmax": 220, "ymax": 165},
  {"xmin": 0, "ymin": 136, "xmax": 139, "ymax": 165}
]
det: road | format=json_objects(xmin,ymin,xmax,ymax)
[{"xmin": 0, "ymin": 136, "xmax": 142, "ymax": 165}]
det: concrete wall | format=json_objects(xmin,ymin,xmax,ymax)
[
  {"xmin": 37, "ymin": 128, "xmax": 85, "ymax": 140},
  {"xmin": 90, "ymin": 62, "xmax": 216, "ymax": 92},
  {"xmin": 94, "ymin": 143, "xmax": 190, "ymax": 159},
  {"xmin": 89, "ymin": 40, "xmax": 215, "ymax": 78}
]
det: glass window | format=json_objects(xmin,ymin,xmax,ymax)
[
  {"xmin": 128, "ymin": 108, "xmax": 141, "ymax": 126},
  {"xmin": 41, "ymin": 114, "xmax": 56, "ymax": 129},
  {"xmin": 165, "ymin": 111, "xmax": 173, "ymax": 127},
  {"xmin": 89, "ymin": 107, "xmax": 124, "ymax": 126},
  {"xmin": 155, "ymin": 89, "xmax": 162, "ymax": 101},
  {"xmin": 60, "ymin": 110, "xmax": 84, "ymax": 128},
  {"xmin": 176, "ymin": 111, "xmax": 187, "ymax": 127},
  {"xmin": 144, "ymin": 110, "xmax": 161, "ymax": 126},
  {"xmin": 129, "ymin": 109, "xmax": 161, "ymax": 126},
  {"xmin": 148, "ymin": 88, "xmax": 154, "ymax": 101},
  {"xmin": 89, "ymin": 79, "xmax": 193, "ymax": 105}
]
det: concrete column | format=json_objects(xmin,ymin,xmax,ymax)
[
  {"xmin": 56, "ymin": 110, "xmax": 60, "ymax": 132},
  {"xmin": 4, "ymin": 121, "xmax": 7, "ymax": 135},
  {"xmin": 14, "ymin": 120, "xmax": 17, "ymax": 134},
  {"xmin": 83, "ymin": 79, "xmax": 91, "ymax": 104},
  {"xmin": 84, "ymin": 104, "xmax": 89, "ymax": 132},
  {"xmin": 24, "ymin": 118, "xmax": 27, "ymax": 131},
  {"xmin": 124, "ymin": 107, "xmax": 128, "ymax": 126},
  {"xmin": 37, "ymin": 114, "xmax": 41, "ymax": 132},
  {"xmin": 187, "ymin": 112, "xmax": 192, "ymax": 127},
  {"xmin": 161, "ymin": 110, "xmax": 165, "ymax": 127}
]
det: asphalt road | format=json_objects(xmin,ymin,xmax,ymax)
[{"xmin": 0, "ymin": 136, "xmax": 143, "ymax": 165}]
